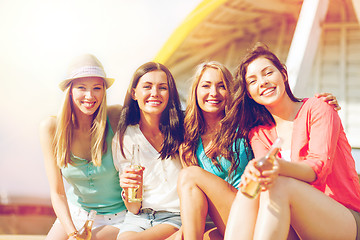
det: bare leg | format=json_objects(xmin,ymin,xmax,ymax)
[
  {"xmin": 224, "ymin": 190, "xmax": 260, "ymax": 240},
  {"xmin": 117, "ymin": 224, "xmax": 178, "ymax": 240},
  {"xmin": 177, "ymin": 166, "xmax": 238, "ymax": 239},
  {"xmin": 45, "ymin": 222, "xmax": 68, "ymax": 240},
  {"xmin": 287, "ymin": 226, "xmax": 300, "ymax": 240},
  {"xmin": 203, "ymin": 226, "xmax": 223, "ymax": 240},
  {"xmin": 92, "ymin": 225, "xmax": 120, "ymax": 240},
  {"xmin": 255, "ymin": 176, "xmax": 357, "ymax": 240},
  {"xmin": 166, "ymin": 227, "xmax": 182, "ymax": 240},
  {"xmin": 166, "ymin": 226, "xmax": 223, "ymax": 240},
  {"xmin": 177, "ymin": 167, "xmax": 208, "ymax": 239}
]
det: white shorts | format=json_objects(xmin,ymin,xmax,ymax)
[{"xmin": 54, "ymin": 201, "xmax": 126, "ymax": 230}]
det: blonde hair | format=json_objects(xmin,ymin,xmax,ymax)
[{"xmin": 54, "ymin": 82, "xmax": 108, "ymax": 167}]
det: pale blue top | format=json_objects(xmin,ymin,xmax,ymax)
[
  {"xmin": 196, "ymin": 137, "xmax": 250, "ymax": 189},
  {"xmin": 61, "ymin": 120, "xmax": 125, "ymax": 215}
]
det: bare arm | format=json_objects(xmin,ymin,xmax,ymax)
[
  {"xmin": 39, "ymin": 117, "xmax": 77, "ymax": 236},
  {"xmin": 107, "ymin": 104, "xmax": 122, "ymax": 131},
  {"xmin": 277, "ymin": 159, "xmax": 316, "ymax": 183},
  {"xmin": 112, "ymin": 130, "xmax": 142, "ymax": 213}
]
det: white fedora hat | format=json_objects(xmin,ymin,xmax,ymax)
[{"xmin": 59, "ymin": 54, "xmax": 114, "ymax": 91}]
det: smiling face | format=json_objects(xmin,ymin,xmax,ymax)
[
  {"xmin": 132, "ymin": 70, "xmax": 169, "ymax": 118},
  {"xmin": 245, "ymin": 57, "xmax": 287, "ymax": 107},
  {"xmin": 71, "ymin": 77, "xmax": 105, "ymax": 116},
  {"xmin": 196, "ymin": 67, "xmax": 228, "ymax": 117}
]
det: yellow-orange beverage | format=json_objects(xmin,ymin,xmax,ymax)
[
  {"xmin": 241, "ymin": 138, "xmax": 282, "ymax": 199},
  {"xmin": 76, "ymin": 210, "xmax": 96, "ymax": 240}
]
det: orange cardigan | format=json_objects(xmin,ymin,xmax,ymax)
[{"xmin": 249, "ymin": 97, "xmax": 360, "ymax": 212}]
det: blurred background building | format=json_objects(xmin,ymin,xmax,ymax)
[{"xmin": 0, "ymin": 0, "xmax": 359, "ymax": 237}]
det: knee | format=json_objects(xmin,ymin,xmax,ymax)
[
  {"xmin": 117, "ymin": 232, "xmax": 137, "ymax": 240},
  {"xmin": 177, "ymin": 166, "xmax": 202, "ymax": 193},
  {"xmin": 272, "ymin": 176, "xmax": 298, "ymax": 192},
  {"xmin": 262, "ymin": 176, "xmax": 298, "ymax": 200}
]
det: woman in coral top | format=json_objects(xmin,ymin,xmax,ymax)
[{"xmin": 216, "ymin": 43, "xmax": 360, "ymax": 240}]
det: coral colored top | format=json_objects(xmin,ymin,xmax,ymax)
[{"xmin": 249, "ymin": 97, "xmax": 360, "ymax": 212}]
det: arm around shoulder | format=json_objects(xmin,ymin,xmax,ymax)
[{"xmin": 107, "ymin": 104, "xmax": 122, "ymax": 131}]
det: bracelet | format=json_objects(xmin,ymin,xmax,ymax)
[
  {"xmin": 121, "ymin": 189, "xmax": 128, "ymax": 202},
  {"xmin": 68, "ymin": 230, "xmax": 78, "ymax": 237}
]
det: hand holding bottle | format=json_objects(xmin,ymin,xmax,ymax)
[
  {"xmin": 67, "ymin": 235, "xmax": 77, "ymax": 240},
  {"xmin": 69, "ymin": 210, "xmax": 96, "ymax": 240},
  {"xmin": 119, "ymin": 144, "xmax": 144, "ymax": 202},
  {"xmin": 257, "ymin": 157, "xmax": 280, "ymax": 191},
  {"xmin": 240, "ymin": 138, "xmax": 282, "ymax": 198}
]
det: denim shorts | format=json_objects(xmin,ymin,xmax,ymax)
[
  {"xmin": 54, "ymin": 201, "xmax": 126, "ymax": 230},
  {"xmin": 119, "ymin": 208, "xmax": 181, "ymax": 234}
]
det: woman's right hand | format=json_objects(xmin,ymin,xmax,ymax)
[{"xmin": 119, "ymin": 165, "xmax": 144, "ymax": 190}]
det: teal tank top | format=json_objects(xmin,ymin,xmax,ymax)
[
  {"xmin": 196, "ymin": 137, "xmax": 250, "ymax": 189},
  {"xmin": 61, "ymin": 120, "xmax": 125, "ymax": 214}
]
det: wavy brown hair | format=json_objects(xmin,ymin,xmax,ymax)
[
  {"xmin": 116, "ymin": 62, "xmax": 184, "ymax": 160},
  {"xmin": 213, "ymin": 43, "xmax": 301, "ymax": 161},
  {"xmin": 181, "ymin": 61, "xmax": 242, "ymax": 175}
]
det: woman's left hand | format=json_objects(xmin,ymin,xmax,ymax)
[
  {"xmin": 258, "ymin": 158, "xmax": 280, "ymax": 191},
  {"xmin": 315, "ymin": 92, "xmax": 341, "ymax": 111}
]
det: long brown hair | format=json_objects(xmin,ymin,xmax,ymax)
[
  {"xmin": 117, "ymin": 62, "xmax": 184, "ymax": 160},
  {"xmin": 182, "ymin": 61, "xmax": 244, "ymax": 176},
  {"xmin": 214, "ymin": 43, "xmax": 301, "ymax": 161}
]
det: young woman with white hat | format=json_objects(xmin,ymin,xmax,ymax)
[{"xmin": 40, "ymin": 54, "xmax": 126, "ymax": 240}]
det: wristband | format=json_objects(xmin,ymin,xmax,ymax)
[{"xmin": 68, "ymin": 230, "xmax": 77, "ymax": 237}]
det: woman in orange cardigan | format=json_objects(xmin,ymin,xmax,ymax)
[{"xmin": 216, "ymin": 43, "xmax": 360, "ymax": 240}]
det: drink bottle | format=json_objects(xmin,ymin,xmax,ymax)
[
  {"xmin": 241, "ymin": 138, "xmax": 282, "ymax": 199},
  {"xmin": 128, "ymin": 144, "xmax": 143, "ymax": 202},
  {"xmin": 76, "ymin": 210, "xmax": 97, "ymax": 240}
]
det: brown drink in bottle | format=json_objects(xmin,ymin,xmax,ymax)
[{"xmin": 76, "ymin": 210, "xmax": 97, "ymax": 240}]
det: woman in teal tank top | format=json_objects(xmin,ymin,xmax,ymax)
[
  {"xmin": 40, "ymin": 54, "xmax": 126, "ymax": 240},
  {"xmin": 176, "ymin": 61, "xmax": 252, "ymax": 239}
]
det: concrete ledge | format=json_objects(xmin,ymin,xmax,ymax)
[{"xmin": 0, "ymin": 204, "xmax": 55, "ymax": 235}]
